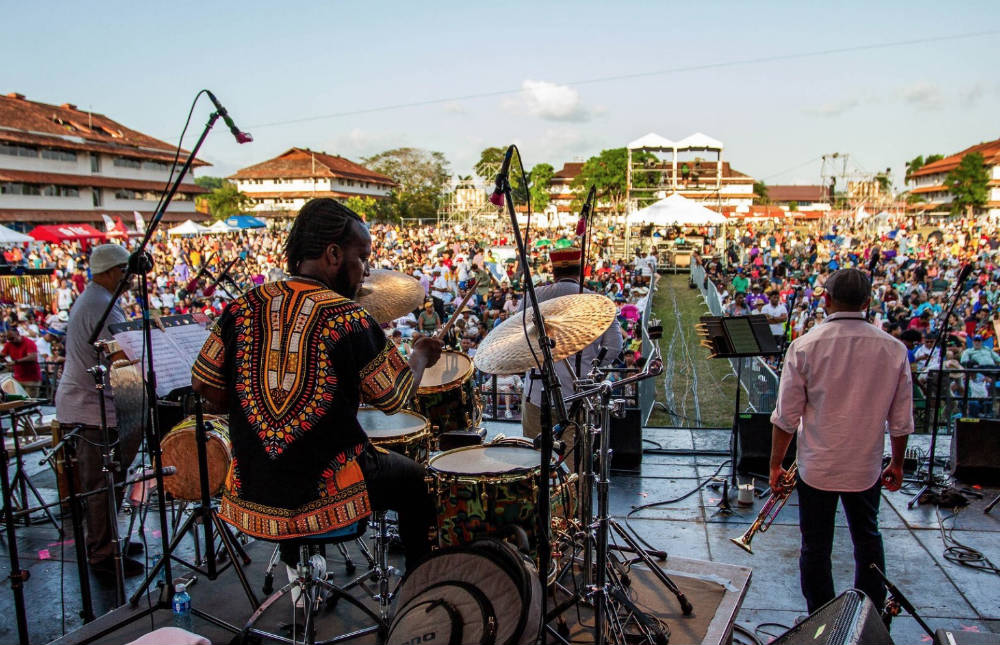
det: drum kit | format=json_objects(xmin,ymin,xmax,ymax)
[{"xmin": 150, "ymin": 269, "xmax": 675, "ymax": 643}]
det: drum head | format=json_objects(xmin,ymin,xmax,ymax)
[
  {"xmin": 417, "ymin": 350, "xmax": 473, "ymax": 392},
  {"xmin": 430, "ymin": 444, "xmax": 541, "ymax": 476},
  {"xmin": 358, "ymin": 408, "xmax": 428, "ymax": 441}
]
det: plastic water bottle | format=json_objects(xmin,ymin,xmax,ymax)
[{"xmin": 171, "ymin": 583, "xmax": 192, "ymax": 631}]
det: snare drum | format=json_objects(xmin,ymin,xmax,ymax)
[
  {"xmin": 411, "ymin": 350, "xmax": 481, "ymax": 434},
  {"xmin": 428, "ymin": 442, "xmax": 575, "ymax": 556},
  {"xmin": 358, "ymin": 407, "xmax": 431, "ymax": 464},
  {"xmin": 160, "ymin": 415, "xmax": 231, "ymax": 501}
]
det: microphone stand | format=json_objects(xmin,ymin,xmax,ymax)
[
  {"xmin": 495, "ymin": 145, "xmax": 569, "ymax": 637},
  {"xmin": 574, "ymin": 185, "xmax": 596, "ymax": 380},
  {"xmin": 908, "ymin": 271, "xmax": 970, "ymax": 509}
]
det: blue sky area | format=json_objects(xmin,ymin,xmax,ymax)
[{"xmin": 4, "ymin": 1, "xmax": 998, "ymax": 187}]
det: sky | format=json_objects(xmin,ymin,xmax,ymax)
[{"xmin": 3, "ymin": 1, "xmax": 999, "ymax": 190}]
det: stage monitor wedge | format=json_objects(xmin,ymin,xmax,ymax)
[{"xmin": 771, "ymin": 589, "xmax": 892, "ymax": 645}]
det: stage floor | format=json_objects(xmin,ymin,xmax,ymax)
[{"xmin": 1, "ymin": 422, "xmax": 998, "ymax": 644}]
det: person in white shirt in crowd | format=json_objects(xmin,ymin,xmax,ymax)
[
  {"xmin": 495, "ymin": 373, "xmax": 523, "ymax": 419},
  {"xmin": 761, "ymin": 290, "xmax": 788, "ymax": 347}
]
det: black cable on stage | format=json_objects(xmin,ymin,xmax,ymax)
[
  {"xmin": 754, "ymin": 621, "xmax": 792, "ymax": 643},
  {"xmin": 624, "ymin": 459, "xmax": 731, "ymax": 553},
  {"xmin": 937, "ymin": 509, "xmax": 1000, "ymax": 575},
  {"xmin": 731, "ymin": 623, "xmax": 764, "ymax": 645}
]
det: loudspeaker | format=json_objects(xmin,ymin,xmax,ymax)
[
  {"xmin": 772, "ymin": 589, "xmax": 892, "ymax": 644},
  {"xmin": 610, "ymin": 407, "xmax": 642, "ymax": 472},
  {"xmin": 734, "ymin": 412, "xmax": 795, "ymax": 478},
  {"xmin": 933, "ymin": 628, "xmax": 998, "ymax": 644},
  {"xmin": 950, "ymin": 418, "xmax": 1000, "ymax": 485}
]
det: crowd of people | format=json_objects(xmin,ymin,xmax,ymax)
[
  {"xmin": 699, "ymin": 214, "xmax": 1000, "ymax": 420},
  {"xmin": 0, "ymin": 219, "xmax": 655, "ymax": 408}
]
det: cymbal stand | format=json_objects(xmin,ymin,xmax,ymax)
[
  {"xmin": 0, "ymin": 404, "xmax": 30, "ymax": 645},
  {"xmin": 0, "ymin": 401, "xmax": 61, "ymax": 531}
]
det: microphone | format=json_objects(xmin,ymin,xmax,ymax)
[
  {"xmin": 868, "ymin": 249, "xmax": 880, "ymax": 275},
  {"xmin": 489, "ymin": 145, "xmax": 514, "ymax": 207},
  {"xmin": 576, "ymin": 185, "xmax": 596, "ymax": 237},
  {"xmin": 206, "ymin": 91, "xmax": 253, "ymax": 144}
]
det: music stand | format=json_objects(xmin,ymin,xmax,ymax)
[{"xmin": 697, "ymin": 315, "xmax": 783, "ymax": 511}]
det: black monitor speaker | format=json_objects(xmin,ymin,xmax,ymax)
[
  {"xmin": 610, "ymin": 406, "xmax": 642, "ymax": 473},
  {"xmin": 771, "ymin": 589, "xmax": 892, "ymax": 644},
  {"xmin": 950, "ymin": 418, "xmax": 1000, "ymax": 486},
  {"xmin": 735, "ymin": 412, "xmax": 795, "ymax": 478}
]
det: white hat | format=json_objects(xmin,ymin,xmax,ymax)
[{"xmin": 89, "ymin": 244, "xmax": 130, "ymax": 275}]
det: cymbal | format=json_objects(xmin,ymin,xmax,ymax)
[
  {"xmin": 356, "ymin": 269, "xmax": 425, "ymax": 323},
  {"xmin": 474, "ymin": 294, "xmax": 617, "ymax": 375}
]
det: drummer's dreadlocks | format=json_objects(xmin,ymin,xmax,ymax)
[{"xmin": 285, "ymin": 198, "xmax": 365, "ymax": 274}]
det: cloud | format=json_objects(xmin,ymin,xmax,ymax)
[
  {"xmin": 898, "ymin": 81, "xmax": 944, "ymax": 110},
  {"xmin": 442, "ymin": 102, "xmax": 466, "ymax": 114},
  {"xmin": 503, "ymin": 80, "xmax": 591, "ymax": 122},
  {"xmin": 802, "ymin": 97, "xmax": 860, "ymax": 118},
  {"xmin": 513, "ymin": 127, "xmax": 595, "ymax": 164},
  {"xmin": 326, "ymin": 128, "xmax": 405, "ymax": 159},
  {"xmin": 960, "ymin": 82, "xmax": 986, "ymax": 108}
]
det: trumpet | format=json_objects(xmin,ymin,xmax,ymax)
[{"xmin": 730, "ymin": 460, "xmax": 798, "ymax": 554}]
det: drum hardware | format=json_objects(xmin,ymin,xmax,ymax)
[
  {"xmin": 0, "ymin": 399, "xmax": 61, "ymax": 531},
  {"xmin": 547, "ymin": 335, "xmax": 689, "ymax": 645},
  {"xmin": 432, "ymin": 277, "xmax": 477, "ymax": 341},
  {"xmin": 131, "ymin": 395, "xmax": 257, "ymax": 612},
  {"xmin": 729, "ymin": 459, "xmax": 797, "ymax": 554}
]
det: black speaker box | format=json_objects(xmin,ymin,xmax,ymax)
[
  {"xmin": 933, "ymin": 628, "xmax": 998, "ymax": 644},
  {"xmin": 610, "ymin": 406, "xmax": 642, "ymax": 473},
  {"xmin": 772, "ymin": 589, "xmax": 892, "ymax": 644},
  {"xmin": 734, "ymin": 412, "xmax": 795, "ymax": 478},
  {"xmin": 950, "ymin": 418, "xmax": 1000, "ymax": 485}
]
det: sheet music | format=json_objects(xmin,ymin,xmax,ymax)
[{"xmin": 109, "ymin": 315, "xmax": 210, "ymax": 397}]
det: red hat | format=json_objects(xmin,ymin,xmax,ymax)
[{"xmin": 549, "ymin": 247, "xmax": 582, "ymax": 269}]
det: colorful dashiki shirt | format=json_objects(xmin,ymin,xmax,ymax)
[{"xmin": 193, "ymin": 278, "xmax": 412, "ymax": 539}]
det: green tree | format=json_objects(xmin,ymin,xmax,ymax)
[
  {"xmin": 753, "ymin": 181, "xmax": 769, "ymax": 205},
  {"xmin": 204, "ymin": 181, "xmax": 252, "ymax": 221},
  {"xmin": 571, "ymin": 147, "xmax": 657, "ymax": 215},
  {"xmin": 528, "ymin": 163, "xmax": 554, "ymax": 212},
  {"xmin": 195, "ymin": 176, "xmax": 225, "ymax": 191},
  {"xmin": 344, "ymin": 195, "xmax": 377, "ymax": 220},
  {"xmin": 905, "ymin": 154, "xmax": 944, "ymax": 181},
  {"xmin": 474, "ymin": 147, "xmax": 507, "ymax": 185},
  {"xmin": 363, "ymin": 148, "xmax": 451, "ymax": 221},
  {"xmin": 946, "ymin": 152, "xmax": 989, "ymax": 216},
  {"xmin": 788, "ymin": 201, "xmax": 798, "ymax": 212}
]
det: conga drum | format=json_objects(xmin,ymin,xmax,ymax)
[{"xmin": 160, "ymin": 415, "xmax": 231, "ymax": 501}]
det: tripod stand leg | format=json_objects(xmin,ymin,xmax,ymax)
[
  {"xmin": 212, "ymin": 512, "xmax": 259, "ymax": 608},
  {"xmin": 609, "ymin": 519, "xmax": 692, "ymax": 615},
  {"xmin": 986, "ymin": 493, "xmax": 999, "ymax": 514}
]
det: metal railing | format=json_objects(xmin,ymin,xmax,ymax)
[
  {"xmin": 913, "ymin": 368, "xmax": 999, "ymax": 434},
  {"xmin": 690, "ymin": 262, "xmax": 780, "ymax": 414},
  {"xmin": 638, "ymin": 282, "xmax": 657, "ymax": 425}
]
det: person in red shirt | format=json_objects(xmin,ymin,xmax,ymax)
[{"xmin": 2, "ymin": 328, "xmax": 42, "ymax": 397}]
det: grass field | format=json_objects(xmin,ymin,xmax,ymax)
[{"xmin": 646, "ymin": 273, "xmax": 737, "ymax": 428}]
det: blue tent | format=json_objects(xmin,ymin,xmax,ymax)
[{"xmin": 225, "ymin": 215, "xmax": 266, "ymax": 229}]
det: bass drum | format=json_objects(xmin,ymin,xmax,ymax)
[
  {"xmin": 388, "ymin": 539, "xmax": 541, "ymax": 645},
  {"xmin": 411, "ymin": 349, "xmax": 481, "ymax": 435}
]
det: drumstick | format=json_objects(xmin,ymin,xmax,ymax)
[{"xmin": 434, "ymin": 278, "xmax": 477, "ymax": 341}]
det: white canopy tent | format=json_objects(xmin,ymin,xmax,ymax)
[
  {"xmin": 0, "ymin": 225, "xmax": 34, "ymax": 244},
  {"xmin": 206, "ymin": 220, "xmax": 239, "ymax": 234},
  {"xmin": 628, "ymin": 193, "xmax": 726, "ymax": 226},
  {"xmin": 168, "ymin": 220, "xmax": 210, "ymax": 236}
]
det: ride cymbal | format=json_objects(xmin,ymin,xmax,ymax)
[
  {"xmin": 356, "ymin": 269, "xmax": 425, "ymax": 323},
  {"xmin": 473, "ymin": 294, "xmax": 616, "ymax": 375}
]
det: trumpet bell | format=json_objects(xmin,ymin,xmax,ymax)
[{"xmin": 730, "ymin": 535, "xmax": 753, "ymax": 554}]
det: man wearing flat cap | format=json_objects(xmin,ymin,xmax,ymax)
[{"xmin": 55, "ymin": 244, "xmax": 145, "ymax": 578}]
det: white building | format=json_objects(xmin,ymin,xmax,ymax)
[
  {"xmin": 626, "ymin": 133, "xmax": 755, "ymax": 211},
  {"xmin": 907, "ymin": 138, "xmax": 1000, "ymax": 217},
  {"xmin": 230, "ymin": 147, "xmax": 395, "ymax": 217},
  {"xmin": 0, "ymin": 92, "xmax": 208, "ymax": 228}
]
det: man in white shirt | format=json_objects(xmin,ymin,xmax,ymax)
[
  {"xmin": 760, "ymin": 290, "xmax": 788, "ymax": 347},
  {"xmin": 770, "ymin": 268, "xmax": 912, "ymax": 615}
]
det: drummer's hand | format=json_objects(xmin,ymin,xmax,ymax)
[{"xmin": 411, "ymin": 335, "xmax": 443, "ymax": 368}]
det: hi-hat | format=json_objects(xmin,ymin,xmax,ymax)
[
  {"xmin": 474, "ymin": 294, "xmax": 617, "ymax": 374},
  {"xmin": 356, "ymin": 270, "xmax": 425, "ymax": 323}
]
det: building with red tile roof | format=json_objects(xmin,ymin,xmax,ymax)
[
  {"xmin": 906, "ymin": 137, "xmax": 1000, "ymax": 216},
  {"xmin": 0, "ymin": 92, "xmax": 209, "ymax": 226},
  {"xmin": 229, "ymin": 147, "xmax": 395, "ymax": 217},
  {"xmin": 766, "ymin": 185, "xmax": 831, "ymax": 211}
]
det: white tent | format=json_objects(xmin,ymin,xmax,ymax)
[
  {"xmin": 628, "ymin": 193, "xmax": 726, "ymax": 226},
  {"xmin": 168, "ymin": 220, "xmax": 210, "ymax": 236},
  {"xmin": 206, "ymin": 220, "xmax": 238, "ymax": 234},
  {"xmin": 0, "ymin": 225, "xmax": 33, "ymax": 244}
]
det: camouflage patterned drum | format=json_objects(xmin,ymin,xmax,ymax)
[
  {"xmin": 428, "ymin": 442, "xmax": 575, "ymax": 556},
  {"xmin": 358, "ymin": 406, "xmax": 431, "ymax": 464},
  {"xmin": 411, "ymin": 350, "xmax": 481, "ymax": 435}
]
